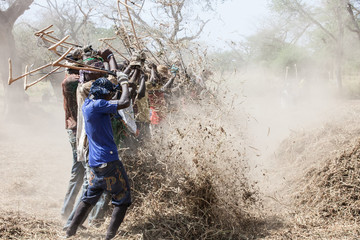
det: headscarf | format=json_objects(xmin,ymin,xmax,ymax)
[{"xmin": 89, "ymin": 77, "xmax": 115, "ymax": 99}]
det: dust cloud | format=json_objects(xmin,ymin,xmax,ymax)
[
  {"xmin": 225, "ymin": 64, "xmax": 343, "ymax": 211},
  {"xmin": 0, "ymin": 66, "xmax": 335, "ymax": 218},
  {"xmin": 0, "ymin": 62, "xmax": 353, "ymax": 238},
  {"xmin": 0, "ymin": 89, "xmax": 72, "ymax": 221}
]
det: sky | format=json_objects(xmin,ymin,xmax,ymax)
[
  {"xmin": 18, "ymin": 0, "xmax": 271, "ymax": 49},
  {"xmin": 200, "ymin": 0, "xmax": 270, "ymax": 48}
]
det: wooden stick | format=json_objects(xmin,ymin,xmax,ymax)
[
  {"xmin": 23, "ymin": 65, "xmax": 29, "ymax": 90},
  {"xmin": 34, "ymin": 24, "xmax": 53, "ymax": 36},
  {"xmin": 99, "ymin": 38, "xmax": 129, "ymax": 61},
  {"xmin": 144, "ymin": 45, "xmax": 161, "ymax": 65},
  {"xmin": 35, "ymin": 25, "xmax": 80, "ymax": 48},
  {"xmin": 117, "ymin": 0, "xmax": 132, "ymax": 51},
  {"xmin": 124, "ymin": 0, "xmax": 142, "ymax": 8},
  {"xmin": 99, "ymin": 37, "xmax": 117, "ymax": 41},
  {"xmin": 8, "ymin": 59, "xmax": 12, "ymax": 85},
  {"xmin": 43, "ymin": 32, "xmax": 81, "ymax": 47},
  {"xmin": 25, "ymin": 66, "xmax": 61, "ymax": 90},
  {"xmin": 8, "ymin": 60, "xmax": 53, "ymax": 85},
  {"xmin": 37, "ymin": 32, "xmax": 78, "ymax": 48},
  {"xmin": 52, "ymin": 48, "xmax": 109, "ymax": 74},
  {"xmin": 48, "ymin": 35, "xmax": 70, "ymax": 53},
  {"xmin": 54, "ymin": 62, "xmax": 109, "ymax": 74},
  {"xmin": 52, "ymin": 47, "xmax": 73, "ymax": 66},
  {"xmin": 38, "ymin": 34, "xmax": 68, "ymax": 50},
  {"xmin": 38, "ymin": 34, "xmax": 58, "ymax": 44},
  {"xmin": 118, "ymin": 0, "xmax": 135, "ymax": 11},
  {"xmin": 44, "ymin": 30, "xmax": 54, "ymax": 35},
  {"xmin": 125, "ymin": 0, "xmax": 141, "ymax": 50}
]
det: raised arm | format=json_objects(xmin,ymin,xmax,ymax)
[
  {"xmin": 98, "ymin": 49, "xmax": 118, "ymax": 71},
  {"xmin": 161, "ymin": 65, "xmax": 178, "ymax": 90},
  {"xmin": 149, "ymin": 63, "xmax": 159, "ymax": 85},
  {"xmin": 137, "ymin": 73, "xmax": 147, "ymax": 99},
  {"xmin": 116, "ymin": 72, "xmax": 131, "ymax": 110},
  {"xmin": 161, "ymin": 74, "xmax": 176, "ymax": 90}
]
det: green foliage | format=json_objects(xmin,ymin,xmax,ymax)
[
  {"xmin": 271, "ymin": 44, "xmax": 308, "ymax": 70},
  {"xmin": 246, "ymin": 29, "xmax": 286, "ymax": 67},
  {"xmin": 13, "ymin": 24, "xmax": 53, "ymax": 65},
  {"xmin": 209, "ymin": 49, "xmax": 246, "ymax": 73}
]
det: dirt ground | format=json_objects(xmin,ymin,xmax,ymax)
[{"xmin": 0, "ymin": 99, "xmax": 72, "ymax": 237}]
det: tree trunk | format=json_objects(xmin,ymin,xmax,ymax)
[
  {"xmin": 335, "ymin": 40, "xmax": 343, "ymax": 92},
  {"xmin": 335, "ymin": 1, "xmax": 345, "ymax": 93},
  {"xmin": 0, "ymin": 0, "xmax": 34, "ymax": 119}
]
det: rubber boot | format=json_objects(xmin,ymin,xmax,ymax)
[
  {"xmin": 105, "ymin": 205, "xmax": 128, "ymax": 240},
  {"xmin": 66, "ymin": 201, "xmax": 92, "ymax": 238}
]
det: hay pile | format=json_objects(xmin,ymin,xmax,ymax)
[
  {"xmin": 118, "ymin": 94, "xmax": 265, "ymax": 239},
  {"xmin": 294, "ymin": 138, "xmax": 360, "ymax": 221},
  {"xmin": 0, "ymin": 211, "xmax": 59, "ymax": 240},
  {"xmin": 263, "ymin": 100, "xmax": 360, "ymax": 239}
]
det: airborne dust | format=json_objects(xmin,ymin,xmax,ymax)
[{"xmin": 2, "ymin": 55, "xmax": 358, "ymax": 239}]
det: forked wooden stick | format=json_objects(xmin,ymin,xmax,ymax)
[
  {"xmin": 35, "ymin": 25, "xmax": 81, "ymax": 48},
  {"xmin": 24, "ymin": 65, "xmax": 61, "ymax": 91},
  {"xmin": 9, "ymin": 47, "xmax": 112, "ymax": 90},
  {"xmin": 9, "ymin": 27, "xmax": 121, "ymax": 90},
  {"xmin": 48, "ymin": 35, "xmax": 71, "ymax": 56},
  {"xmin": 8, "ymin": 59, "xmax": 52, "ymax": 85},
  {"xmin": 34, "ymin": 25, "xmax": 54, "ymax": 36},
  {"xmin": 52, "ymin": 47, "xmax": 115, "ymax": 75},
  {"xmin": 51, "ymin": 43, "xmax": 120, "ymax": 76},
  {"xmin": 44, "ymin": 34, "xmax": 81, "ymax": 47}
]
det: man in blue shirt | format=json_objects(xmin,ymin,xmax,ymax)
[{"xmin": 66, "ymin": 73, "xmax": 132, "ymax": 240}]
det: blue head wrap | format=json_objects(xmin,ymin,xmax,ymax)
[{"xmin": 89, "ymin": 77, "xmax": 115, "ymax": 99}]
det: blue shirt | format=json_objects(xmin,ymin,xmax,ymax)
[{"xmin": 82, "ymin": 98, "xmax": 119, "ymax": 167}]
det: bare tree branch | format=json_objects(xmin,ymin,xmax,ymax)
[
  {"xmin": 346, "ymin": 2, "xmax": 360, "ymax": 41},
  {"xmin": 178, "ymin": 19, "xmax": 210, "ymax": 42},
  {"xmin": 291, "ymin": 0, "xmax": 337, "ymax": 41}
]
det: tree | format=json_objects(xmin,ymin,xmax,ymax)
[
  {"xmin": 0, "ymin": 0, "xmax": 34, "ymax": 83},
  {"xmin": 0, "ymin": 0, "xmax": 34, "ymax": 117},
  {"xmin": 34, "ymin": 0, "xmax": 98, "ymax": 44},
  {"xmin": 270, "ymin": 0, "xmax": 348, "ymax": 91},
  {"xmin": 92, "ymin": 0, "xmax": 227, "ymax": 68}
]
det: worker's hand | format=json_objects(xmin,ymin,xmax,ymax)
[
  {"xmin": 98, "ymin": 49, "xmax": 113, "ymax": 61},
  {"xmin": 116, "ymin": 71, "xmax": 129, "ymax": 85}
]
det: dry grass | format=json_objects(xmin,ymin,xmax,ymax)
[
  {"xmin": 117, "ymin": 93, "xmax": 267, "ymax": 239},
  {"xmin": 0, "ymin": 211, "xmax": 60, "ymax": 240},
  {"xmin": 262, "ymin": 101, "xmax": 360, "ymax": 239}
]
